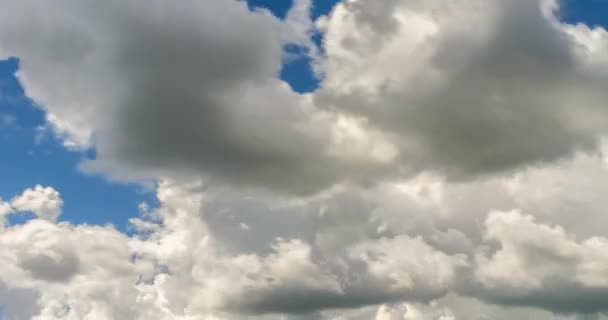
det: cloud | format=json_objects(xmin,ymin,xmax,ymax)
[
  {"xmin": 3, "ymin": 0, "xmax": 608, "ymax": 319},
  {"xmin": 134, "ymin": 181, "xmax": 467, "ymax": 316},
  {"xmin": 0, "ymin": 0, "xmax": 394, "ymax": 195},
  {"xmin": 472, "ymin": 210, "xmax": 608, "ymax": 314},
  {"xmin": 0, "ymin": 181, "xmax": 464, "ymax": 319},
  {"xmin": 4, "ymin": 0, "xmax": 608, "ymax": 194},
  {"xmin": 0, "ymin": 220, "xmax": 148, "ymax": 319},
  {"xmin": 4, "ymin": 149, "xmax": 608, "ymax": 319},
  {"xmin": 317, "ymin": 0, "xmax": 608, "ymax": 180},
  {"xmin": 0, "ymin": 185, "xmax": 63, "ymax": 231},
  {"xmin": 191, "ymin": 149, "xmax": 608, "ymax": 317},
  {"xmin": 336, "ymin": 293, "xmax": 603, "ymax": 320},
  {"xmin": 10, "ymin": 185, "xmax": 63, "ymax": 222}
]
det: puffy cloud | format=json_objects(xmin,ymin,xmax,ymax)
[
  {"xmin": 4, "ymin": 0, "xmax": 608, "ymax": 194},
  {"xmin": 347, "ymin": 236, "xmax": 466, "ymax": 301},
  {"xmin": 320, "ymin": 293, "xmax": 574, "ymax": 320},
  {"xmin": 5, "ymin": 151, "xmax": 608, "ymax": 319},
  {"xmin": 0, "ymin": 220, "xmax": 150, "ymax": 320},
  {"xmin": 5, "ymin": 151, "xmax": 608, "ymax": 318},
  {"xmin": 0, "ymin": 185, "xmax": 63, "ymax": 231},
  {"xmin": 0, "ymin": 0, "xmax": 393, "ymax": 195},
  {"xmin": 316, "ymin": 0, "xmax": 608, "ymax": 181},
  {"xmin": 10, "ymin": 185, "xmax": 63, "ymax": 222},
  {"xmin": 4, "ymin": 0, "xmax": 608, "ymax": 319},
  {"xmin": 369, "ymin": 294, "xmax": 596, "ymax": 320},
  {"xmin": 473, "ymin": 210, "xmax": 608, "ymax": 314},
  {"xmin": 132, "ymin": 181, "xmax": 466, "ymax": 316},
  {"xmin": 0, "ymin": 181, "xmax": 466, "ymax": 319},
  {"xmin": 0, "ymin": 182, "xmax": 463, "ymax": 319},
  {"xmin": 196, "ymin": 149, "xmax": 608, "ymax": 317}
]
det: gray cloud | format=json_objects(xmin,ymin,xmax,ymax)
[
  {"xmin": 3, "ymin": 0, "xmax": 607, "ymax": 196},
  {"xmin": 317, "ymin": 0, "xmax": 608, "ymax": 181},
  {"xmin": 3, "ymin": 0, "xmax": 608, "ymax": 319},
  {"xmin": 467, "ymin": 210, "xmax": 608, "ymax": 314},
  {"xmin": 0, "ymin": 0, "xmax": 394, "ymax": 195}
]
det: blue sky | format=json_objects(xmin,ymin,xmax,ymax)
[
  {"xmin": 560, "ymin": 0, "xmax": 608, "ymax": 27},
  {"xmin": 0, "ymin": 0, "xmax": 605, "ymax": 231}
]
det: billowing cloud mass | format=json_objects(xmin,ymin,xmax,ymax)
[
  {"xmin": 0, "ymin": 0, "xmax": 396, "ymax": 195},
  {"xmin": 2, "ymin": 0, "xmax": 608, "ymax": 319},
  {"xmin": 6, "ymin": 152, "xmax": 608, "ymax": 319},
  {"xmin": 3, "ymin": 0, "xmax": 606, "ymax": 194},
  {"xmin": 473, "ymin": 210, "xmax": 608, "ymax": 314},
  {"xmin": 316, "ymin": 0, "xmax": 608, "ymax": 180}
]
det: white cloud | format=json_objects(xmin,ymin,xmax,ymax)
[
  {"xmin": 5, "ymin": 0, "xmax": 608, "ymax": 195},
  {"xmin": 10, "ymin": 185, "xmax": 63, "ymax": 223},
  {"xmin": 316, "ymin": 0, "xmax": 608, "ymax": 181},
  {"xmin": 5, "ymin": 149, "xmax": 608, "ymax": 318},
  {"xmin": 130, "ymin": 181, "xmax": 467, "ymax": 316},
  {"xmin": 3, "ymin": 0, "xmax": 608, "ymax": 319},
  {"xmin": 0, "ymin": 181, "xmax": 463, "ymax": 319},
  {"xmin": 0, "ymin": 200, "xmax": 14, "ymax": 231},
  {"xmin": 0, "ymin": 220, "xmax": 149, "ymax": 320},
  {"xmin": 348, "ymin": 236, "xmax": 466, "ymax": 298},
  {"xmin": 0, "ymin": 0, "xmax": 395, "ymax": 195},
  {"xmin": 473, "ymin": 210, "xmax": 608, "ymax": 313}
]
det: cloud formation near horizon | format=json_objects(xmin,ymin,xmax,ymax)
[{"xmin": 2, "ymin": 0, "xmax": 608, "ymax": 319}]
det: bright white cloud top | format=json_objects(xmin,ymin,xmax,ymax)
[{"xmin": 1, "ymin": 0, "xmax": 608, "ymax": 319}]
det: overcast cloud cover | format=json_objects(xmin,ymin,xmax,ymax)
[{"xmin": 1, "ymin": 0, "xmax": 608, "ymax": 319}]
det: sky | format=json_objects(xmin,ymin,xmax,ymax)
[{"xmin": 1, "ymin": 0, "xmax": 608, "ymax": 319}]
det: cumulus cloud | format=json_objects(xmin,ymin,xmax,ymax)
[
  {"xmin": 473, "ymin": 210, "xmax": 608, "ymax": 314},
  {"xmin": 4, "ymin": 0, "xmax": 608, "ymax": 194},
  {"xmin": 5, "ymin": 149, "xmax": 608, "ymax": 319},
  {"xmin": 0, "ymin": 181, "xmax": 464, "ymax": 319},
  {"xmin": 135, "ymin": 181, "xmax": 468, "ymax": 316},
  {"xmin": 337, "ymin": 294, "xmax": 600, "ymax": 320},
  {"xmin": 0, "ymin": 185, "xmax": 63, "ymax": 231},
  {"xmin": 194, "ymin": 149, "xmax": 608, "ymax": 317},
  {"xmin": 10, "ymin": 185, "xmax": 63, "ymax": 222},
  {"xmin": 0, "ymin": 0, "xmax": 394, "ymax": 195},
  {"xmin": 3, "ymin": 0, "xmax": 608, "ymax": 319},
  {"xmin": 0, "ymin": 220, "xmax": 145, "ymax": 320},
  {"xmin": 317, "ymin": 0, "xmax": 608, "ymax": 180}
]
